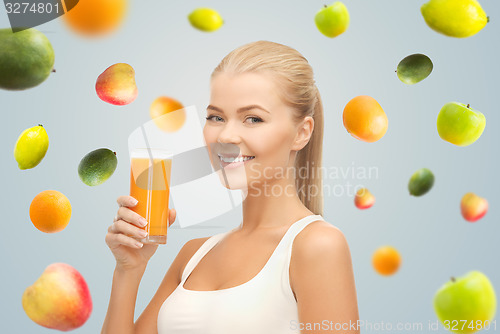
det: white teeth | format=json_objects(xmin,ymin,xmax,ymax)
[{"xmin": 219, "ymin": 155, "xmax": 255, "ymax": 163}]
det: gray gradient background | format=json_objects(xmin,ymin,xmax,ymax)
[{"xmin": 1, "ymin": 0, "xmax": 499, "ymax": 332}]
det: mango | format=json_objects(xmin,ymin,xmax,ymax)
[{"xmin": 0, "ymin": 28, "xmax": 55, "ymax": 90}]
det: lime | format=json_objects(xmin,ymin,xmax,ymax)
[
  {"xmin": 78, "ymin": 148, "xmax": 117, "ymax": 186},
  {"xmin": 397, "ymin": 54, "xmax": 433, "ymax": 85},
  {"xmin": 408, "ymin": 168, "xmax": 435, "ymax": 196}
]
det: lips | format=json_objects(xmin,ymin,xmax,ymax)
[
  {"xmin": 217, "ymin": 153, "xmax": 254, "ymax": 159},
  {"xmin": 218, "ymin": 154, "xmax": 255, "ymax": 164}
]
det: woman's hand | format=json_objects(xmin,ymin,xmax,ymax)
[{"xmin": 105, "ymin": 195, "xmax": 176, "ymax": 272}]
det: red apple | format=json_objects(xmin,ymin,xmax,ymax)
[
  {"xmin": 95, "ymin": 63, "xmax": 138, "ymax": 105},
  {"xmin": 22, "ymin": 263, "xmax": 92, "ymax": 331},
  {"xmin": 461, "ymin": 192, "xmax": 488, "ymax": 222},
  {"xmin": 354, "ymin": 187, "xmax": 375, "ymax": 209}
]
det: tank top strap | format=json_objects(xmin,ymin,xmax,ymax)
[
  {"xmin": 180, "ymin": 232, "xmax": 228, "ymax": 283},
  {"xmin": 269, "ymin": 214, "xmax": 326, "ymax": 265},
  {"xmin": 281, "ymin": 214, "xmax": 325, "ymax": 249}
]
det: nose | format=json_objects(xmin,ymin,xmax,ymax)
[{"xmin": 217, "ymin": 122, "xmax": 241, "ymax": 144}]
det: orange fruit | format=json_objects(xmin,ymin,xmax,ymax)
[
  {"xmin": 29, "ymin": 190, "xmax": 72, "ymax": 233},
  {"xmin": 150, "ymin": 96, "xmax": 186, "ymax": 132},
  {"xmin": 62, "ymin": 0, "xmax": 128, "ymax": 36},
  {"xmin": 372, "ymin": 245, "xmax": 401, "ymax": 276},
  {"xmin": 343, "ymin": 95, "xmax": 388, "ymax": 142}
]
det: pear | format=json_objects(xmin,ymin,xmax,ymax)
[{"xmin": 95, "ymin": 63, "xmax": 138, "ymax": 105}]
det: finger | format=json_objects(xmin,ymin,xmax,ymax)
[
  {"xmin": 169, "ymin": 209, "xmax": 176, "ymax": 227},
  {"xmin": 113, "ymin": 220, "xmax": 148, "ymax": 239},
  {"xmin": 106, "ymin": 232, "xmax": 143, "ymax": 249},
  {"xmin": 117, "ymin": 196, "xmax": 138, "ymax": 208},
  {"xmin": 117, "ymin": 206, "xmax": 148, "ymax": 228}
]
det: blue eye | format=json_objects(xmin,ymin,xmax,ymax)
[
  {"xmin": 205, "ymin": 115, "xmax": 263, "ymax": 124},
  {"xmin": 205, "ymin": 115, "xmax": 223, "ymax": 122}
]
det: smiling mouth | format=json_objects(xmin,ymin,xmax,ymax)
[{"xmin": 218, "ymin": 154, "xmax": 255, "ymax": 164}]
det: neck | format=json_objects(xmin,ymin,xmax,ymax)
[{"xmin": 238, "ymin": 175, "xmax": 313, "ymax": 233}]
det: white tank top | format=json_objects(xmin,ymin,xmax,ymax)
[{"xmin": 157, "ymin": 214, "xmax": 325, "ymax": 334}]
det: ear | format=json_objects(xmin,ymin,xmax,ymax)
[{"xmin": 291, "ymin": 116, "xmax": 314, "ymax": 151}]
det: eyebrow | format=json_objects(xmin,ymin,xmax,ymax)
[{"xmin": 206, "ymin": 104, "xmax": 270, "ymax": 114}]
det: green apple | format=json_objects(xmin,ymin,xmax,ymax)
[
  {"xmin": 437, "ymin": 102, "xmax": 486, "ymax": 146},
  {"xmin": 315, "ymin": 2, "xmax": 350, "ymax": 38},
  {"xmin": 434, "ymin": 271, "xmax": 496, "ymax": 333}
]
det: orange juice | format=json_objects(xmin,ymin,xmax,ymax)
[{"xmin": 129, "ymin": 149, "xmax": 172, "ymax": 244}]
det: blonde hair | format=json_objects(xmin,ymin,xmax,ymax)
[{"xmin": 211, "ymin": 40, "xmax": 324, "ymax": 216}]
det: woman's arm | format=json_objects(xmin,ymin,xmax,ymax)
[
  {"xmin": 133, "ymin": 237, "xmax": 210, "ymax": 333},
  {"xmin": 101, "ymin": 265, "xmax": 148, "ymax": 334},
  {"xmin": 291, "ymin": 221, "xmax": 360, "ymax": 334},
  {"xmin": 101, "ymin": 236, "xmax": 211, "ymax": 334}
]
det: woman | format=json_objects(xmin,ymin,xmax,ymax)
[{"xmin": 102, "ymin": 40, "xmax": 359, "ymax": 334}]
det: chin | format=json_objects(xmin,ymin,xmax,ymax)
[{"xmin": 215, "ymin": 168, "xmax": 250, "ymax": 190}]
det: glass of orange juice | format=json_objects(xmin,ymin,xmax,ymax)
[{"xmin": 129, "ymin": 148, "xmax": 173, "ymax": 244}]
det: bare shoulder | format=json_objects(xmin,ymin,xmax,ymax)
[
  {"xmin": 294, "ymin": 220, "xmax": 347, "ymax": 252},
  {"xmin": 291, "ymin": 220, "xmax": 351, "ymax": 272},
  {"xmin": 289, "ymin": 220, "xmax": 360, "ymax": 329}
]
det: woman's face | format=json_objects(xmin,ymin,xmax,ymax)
[{"xmin": 203, "ymin": 71, "xmax": 308, "ymax": 191}]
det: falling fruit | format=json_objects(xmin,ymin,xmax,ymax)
[
  {"xmin": 95, "ymin": 63, "xmax": 138, "ymax": 105},
  {"xmin": 343, "ymin": 95, "xmax": 388, "ymax": 143},
  {"xmin": 29, "ymin": 190, "xmax": 72, "ymax": 233},
  {"xmin": 62, "ymin": 0, "xmax": 128, "ymax": 36},
  {"xmin": 354, "ymin": 188, "xmax": 375, "ymax": 209},
  {"xmin": 396, "ymin": 54, "xmax": 433, "ymax": 85},
  {"xmin": 188, "ymin": 8, "xmax": 224, "ymax": 32},
  {"xmin": 421, "ymin": 0, "xmax": 489, "ymax": 38},
  {"xmin": 78, "ymin": 148, "xmax": 118, "ymax": 186},
  {"xmin": 408, "ymin": 168, "xmax": 434, "ymax": 196},
  {"xmin": 314, "ymin": 2, "xmax": 350, "ymax": 38},
  {"xmin": 461, "ymin": 193, "xmax": 488, "ymax": 222},
  {"xmin": 150, "ymin": 96, "xmax": 186, "ymax": 132},
  {"xmin": 0, "ymin": 28, "xmax": 55, "ymax": 90},
  {"xmin": 437, "ymin": 102, "xmax": 486, "ymax": 147},
  {"xmin": 372, "ymin": 246, "xmax": 401, "ymax": 276},
  {"xmin": 23, "ymin": 263, "xmax": 92, "ymax": 331},
  {"xmin": 433, "ymin": 271, "xmax": 497, "ymax": 333},
  {"xmin": 14, "ymin": 124, "xmax": 49, "ymax": 170}
]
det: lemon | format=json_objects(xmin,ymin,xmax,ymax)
[
  {"xmin": 188, "ymin": 8, "xmax": 224, "ymax": 32},
  {"xmin": 14, "ymin": 124, "xmax": 49, "ymax": 170},
  {"xmin": 421, "ymin": 0, "xmax": 489, "ymax": 38}
]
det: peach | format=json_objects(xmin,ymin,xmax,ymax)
[
  {"xmin": 22, "ymin": 263, "xmax": 92, "ymax": 331},
  {"xmin": 354, "ymin": 187, "xmax": 375, "ymax": 209},
  {"xmin": 461, "ymin": 192, "xmax": 488, "ymax": 222},
  {"xmin": 95, "ymin": 63, "xmax": 138, "ymax": 105}
]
